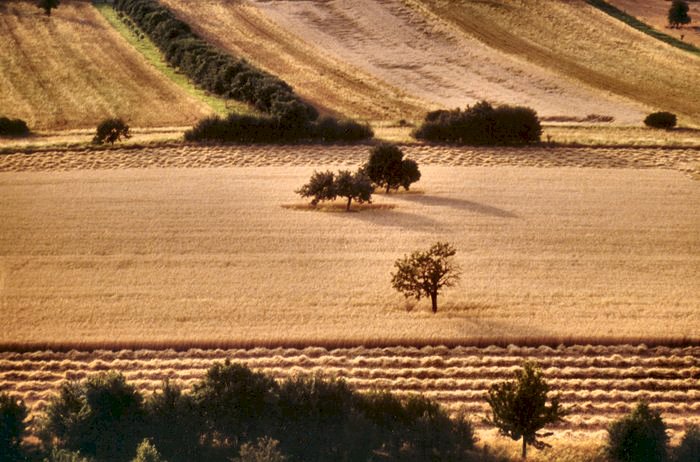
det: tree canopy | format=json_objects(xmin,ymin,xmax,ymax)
[
  {"xmin": 669, "ymin": 1, "xmax": 692, "ymax": 28},
  {"xmin": 486, "ymin": 362, "xmax": 567, "ymax": 459},
  {"xmin": 391, "ymin": 242, "xmax": 461, "ymax": 313}
]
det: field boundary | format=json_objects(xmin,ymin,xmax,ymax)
[
  {"xmin": 2, "ymin": 336, "xmax": 700, "ymax": 352},
  {"xmin": 586, "ymin": 0, "xmax": 700, "ymax": 57}
]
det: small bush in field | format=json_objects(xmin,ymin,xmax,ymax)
[
  {"xmin": 606, "ymin": 401, "xmax": 669, "ymax": 462},
  {"xmin": 0, "ymin": 117, "xmax": 30, "ymax": 137},
  {"xmin": 93, "ymin": 118, "xmax": 131, "ymax": 145},
  {"xmin": 296, "ymin": 169, "xmax": 372, "ymax": 211},
  {"xmin": 644, "ymin": 112, "xmax": 677, "ymax": 129}
]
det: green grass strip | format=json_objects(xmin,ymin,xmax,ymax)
[
  {"xmin": 96, "ymin": 4, "xmax": 249, "ymax": 117},
  {"xmin": 587, "ymin": 0, "xmax": 700, "ymax": 57}
]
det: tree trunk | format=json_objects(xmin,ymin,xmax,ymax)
[
  {"xmin": 386, "ymin": 184, "xmax": 390, "ymax": 194},
  {"xmin": 522, "ymin": 438, "xmax": 527, "ymax": 459},
  {"xmin": 346, "ymin": 197, "xmax": 352, "ymax": 211},
  {"xmin": 430, "ymin": 292, "xmax": 438, "ymax": 313}
]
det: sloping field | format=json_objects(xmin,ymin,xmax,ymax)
[
  {"xmin": 607, "ymin": 0, "xmax": 700, "ymax": 47},
  {"xmin": 1, "ymin": 346, "xmax": 698, "ymax": 441},
  {"xmin": 1, "ymin": 160, "xmax": 698, "ymax": 345},
  {"xmin": 162, "ymin": 0, "xmax": 648, "ymax": 125},
  {"xmin": 158, "ymin": 0, "xmax": 429, "ymax": 123},
  {"xmin": 417, "ymin": 0, "xmax": 700, "ymax": 126},
  {"xmin": 0, "ymin": 1, "xmax": 212, "ymax": 130}
]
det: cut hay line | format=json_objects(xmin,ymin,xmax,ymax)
[
  {"xmin": 1, "ymin": 345, "xmax": 697, "ymax": 438},
  {"xmin": 281, "ymin": 203, "xmax": 397, "ymax": 212}
]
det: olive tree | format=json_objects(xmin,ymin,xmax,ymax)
[
  {"xmin": 390, "ymin": 242, "xmax": 460, "ymax": 313},
  {"xmin": 296, "ymin": 169, "xmax": 373, "ymax": 211},
  {"xmin": 364, "ymin": 143, "xmax": 421, "ymax": 193},
  {"xmin": 486, "ymin": 362, "xmax": 567, "ymax": 459},
  {"xmin": 38, "ymin": 0, "xmax": 60, "ymax": 16}
]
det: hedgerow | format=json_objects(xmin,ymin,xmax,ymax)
[
  {"xmin": 113, "ymin": 0, "xmax": 372, "ymax": 142},
  {"xmin": 0, "ymin": 116, "xmax": 30, "ymax": 137}
]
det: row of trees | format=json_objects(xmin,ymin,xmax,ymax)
[
  {"xmin": 2, "ymin": 361, "xmax": 477, "ymax": 462},
  {"xmin": 2, "ymin": 361, "xmax": 697, "ymax": 462}
]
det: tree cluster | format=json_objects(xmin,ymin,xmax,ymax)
[
  {"xmin": 413, "ymin": 101, "xmax": 542, "ymax": 145},
  {"xmin": 37, "ymin": 0, "xmax": 60, "ymax": 16},
  {"xmin": 25, "ymin": 362, "xmax": 475, "ymax": 462},
  {"xmin": 296, "ymin": 169, "xmax": 373, "ymax": 211},
  {"xmin": 0, "ymin": 116, "xmax": 30, "ymax": 137}
]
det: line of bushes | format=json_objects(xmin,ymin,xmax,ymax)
[
  {"xmin": 413, "ymin": 101, "xmax": 542, "ymax": 146},
  {"xmin": 2, "ymin": 361, "xmax": 479, "ymax": 462},
  {"xmin": 112, "ymin": 0, "xmax": 372, "ymax": 143}
]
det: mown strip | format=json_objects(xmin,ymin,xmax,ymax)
[
  {"xmin": 95, "ymin": 4, "xmax": 246, "ymax": 117},
  {"xmin": 586, "ymin": 0, "xmax": 700, "ymax": 57}
]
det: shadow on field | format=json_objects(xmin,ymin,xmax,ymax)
[
  {"xmin": 394, "ymin": 194, "xmax": 518, "ymax": 218},
  {"xmin": 345, "ymin": 208, "xmax": 442, "ymax": 229}
]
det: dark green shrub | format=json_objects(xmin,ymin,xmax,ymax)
[
  {"xmin": 644, "ymin": 111, "xmax": 678, "ymax": 129},
  {"xmin": 191, "ymin": 361, "xmax": 279, "ymax": 451},
  {"xmin": 0, "ymin": 393, "xmax": 27, "ymax": 462},
  {"xmin": 413, "ymin": 101, "xmax": 542, "ymax": 145},
  {"xmin": 0, "ymin": 117, "xmax": 30, "ymax": 137},
  {"xmin": 673, "ymin": 425, "xmax": 700, "ymax": 462},
  {"xmin": 234, "ymin": 437, "xmax": 287, "ymax": 462},
  {"xmin": 668, "ymin": 1, "xmax": 692, "ymax": 28},
  {"xmin": 313, "ymin": 116, "xmax": 373, "ymax": 142},
  {"xmin": 93, "ymin": 118, "xmax": 131, "ymax": 145},
  {"xmin": 37, "ymin": 0, "xmax": 60, "ymax": 16},
  {"xmin": 44, "ymin": 448, "xmax": 94, "ymax": 462},
  {"xmin": 132, "ymin": 439, "xmax": 166, "ymax": 462},
  {"xmin": 144, "ymin": 380, "xmax": 201, "ymax": 462},
  {"xmin": 295, "ymin": 170, "xmax": 337, "ymax": 206},
  {"xmin": 606, "ymin": 401, "xmax": 669, "ymax": 462},
  {"xmin": 41, "ymin": 372, "xmax": 145, "ymax": 462},
  {"xmin": 275, "ymin": 376, "xmax": 374, "ymax": 462},
  {"xmin": 364, "ymin": 143, "xmax": 421, "ymax": 193}
]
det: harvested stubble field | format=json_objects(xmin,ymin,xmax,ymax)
[
  {"xmin": 0, "ymin": 145, "xmax": 698, "ymax": 345},
  {"xmin": 0, "ymin": 345, "xmax": 698, "ymax": 443},
  {"xmin": 0, "ymin": 0, "xmax": 212, "ymax": 130},
  {"xmin": 607, "ymin": 0, "xmax": 700, "ymax": 47}
]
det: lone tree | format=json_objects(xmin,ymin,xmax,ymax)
[
  {"xmin": 391, "ymin": 242, "xmax": 460, "ymax": 313},
  {"xmin": 364, "ymin": 143, "xmax": 421, "ymax": 193},
  {"xmin": 93, "ymin": 118, "xmax": 131, "ymax": 145},
  {"xmin": 37, "ymin": 0, "xmax": 60, "ymax": 16},
  {"xmin": 668, "ymin": 0, "xmax": 691, "ymax": 28},
  {"xmin": 486, "ymin": 362, "xmax": 567, "ymax": 459},
  {"xmin": 606, "ymin": 401, "xmax": 669, "ymax": 462},
  {"xmin": 296, "ymin": 169, "xmax": 373, "ymax": 211}
]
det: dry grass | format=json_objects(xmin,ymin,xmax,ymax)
[
  {"xmin": 543, "ymin": 125, "xmax": 700, "ymax": 147},
  {"xmin": 606, "ymin": 0, "xmax": 700, "ymax": 47},
  {"xmin": 0, "ymin": 165, "xmax": 697, "ymax": 345},
  {"xmin": 416, "ymin": 0, "xmax": 700, "ymax": 127},
  {"xmin": 239, "ymin": 0, "xmax": 646, "ymax": 125},
  {"xmin": 0, "ymin": 0, "xmax": 212, "ymax": 130}
]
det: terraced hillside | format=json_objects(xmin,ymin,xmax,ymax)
[
  {"xmin": 1, "ymin": 345, "xmax": 698, "ymax": 441},
  {"xmin": 0, "ymin": 1, "xmax": 212, "ymax": 130}
]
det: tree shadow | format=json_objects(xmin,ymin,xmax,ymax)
[
  {"xmin": 343, "ymin": 208, "xmax": 442, "ymax": 229},
  {"xmin": 393, "ymin": 194, "xmax": 518, "ymax": 218}
]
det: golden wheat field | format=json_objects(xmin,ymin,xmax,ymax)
[
  {"xmin": 0, "ymin": 0, "xmax": 212, "ymax": 130},
  {"xmin": 1, "ymin": 146, "xmax": 698, "ymax": 345}
]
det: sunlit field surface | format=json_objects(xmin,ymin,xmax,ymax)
[{"xmin": 1, "ymin": 163, "xmax": 697, "ymax": 345}]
